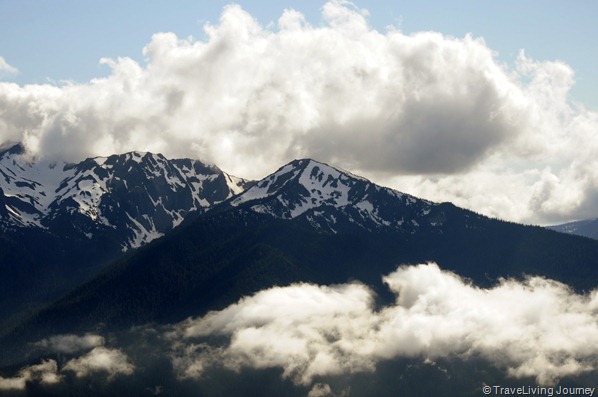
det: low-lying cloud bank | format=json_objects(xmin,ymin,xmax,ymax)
[
  {"xmin": 0, "ymin": 335, "xmax": 133, "ymax": 391},
  {"xmin": 169, "ymin": 263, "xmax": 598, "ymax": 386},
  {"xmin": 4, "ymin": 263, "xmax": 598, "ymax": 393},
  {"xmin": 0, "ymin": 1, "xmax": 596, "ymax": 224},
  {"xmin": 0, "ymin": 360, "xmax": 60, "ymax": 391}
]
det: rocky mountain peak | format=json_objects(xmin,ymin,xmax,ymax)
[
  {"xmin": 229, "ymin": 158, "xmax": 441, "ymax": 233},
  {"xmin": 0, "ymin": 145, "xmax": 253, "ymax": 250}
]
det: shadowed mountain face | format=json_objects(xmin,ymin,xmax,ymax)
[
  {"xmin": 548, "ymin": 218, "xmax": 598, "ymax": 240},
  {"xmin": 7, "ymin": 158, "xmax": 598, "ymax": 350},
  {"xmin": 0, "ymin": 143, "xmax": 252, "ymax": 332}
]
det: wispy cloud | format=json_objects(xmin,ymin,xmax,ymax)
[
  {"xmin": 0, "ymin": 360, "xmax": 60, "ymax": 391},
  {"xmin": 0, "ymin": 2, "xmax": 595, "ymax": 223},
  {"xmin": 0, "ymin": 56, "xmax": 18, "ymax": 76},
  {"xmin": 35, "ymin": 333, "xmax": 105, "ymax": 354},
  {"xmin": 1, "ymin": 336, "xmax": 133, "ymax": 391}
]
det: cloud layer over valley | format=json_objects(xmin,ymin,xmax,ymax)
[
  {"xmin": 6, "ymin": 263, "xmax": 598, "ymax": 394},
  {"xmin": 170, "ymin": 263, "xmax": 598, "ymax": 387},
  {"xmin": 0, "ymin": 1, "xmax": 596, "ymax": 224}
]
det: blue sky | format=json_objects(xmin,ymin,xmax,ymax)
[
  {"xmin": 1, "ymin": 1, "xmax": 597, "ymax": 107},
  {"xmin": 1, "ymin": 1, "xmax": 598, "ymax": 225}
]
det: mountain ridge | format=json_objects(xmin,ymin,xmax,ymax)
[
  {"xmin": 7, "ymin": 155, "xmax": 598, "ymax": 359},
  {"xmin": 0, "ymin": 143, "xmax": 252, "ymax": 248},
  {"xmin": 225, "ymin": 158, "xmax": 457, "ymax": 235},
  {"xmin": 548, "ymin": 218, "xmax": 598, "ymax": 240},
  {"xmin": 0, "ymin": 143, "xmax": 254, "ymax": 333}
]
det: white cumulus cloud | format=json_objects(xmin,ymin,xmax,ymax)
[
  {"xmin": 169, "ymin": 263, "xmax": 598, "ymax": 386},
  {"xmin": 0, "ymin": 2, "xmax": 596, "ymax": 224},
  {"xmin": 63, "ymin": 347, "xmax": 135, "ymax": 379}
]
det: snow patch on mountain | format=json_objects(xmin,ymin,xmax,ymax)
[
  {"xmin": 230, "ymin": 163, "xmax": 300, "ymax": 205},
  {"xmin": 125, "ymin": 212, "xmax": 164, "ymax": 250},
  {"xmin": 0, "ymin": 145, "xmax": 73, "ymax": 227},
  {"xmin": 0, "ymin": 144, "xmax": 253, "ymax": 250},
  {"xmin": 230, "ymin": 158, "xmax": 438, "ymax": 233}
]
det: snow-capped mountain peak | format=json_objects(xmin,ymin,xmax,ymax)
[
  {"xmin": 233, "ymin": 159, "xmax": 382, "ymax": 213},
  {"xmin": 230, "ymin": 158, "xmax": 439, "ymax": 233},
  {"xmin": 0, "ymin": 143, "xmax": 253, "ymax": 250}
]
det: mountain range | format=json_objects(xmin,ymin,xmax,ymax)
[
  {"xmin": 3, "ymin": 144, "xmax": 598, "ymax": 395},
  {"xmin": 0, "ymin": 142, "xmax": 250, "ymax": 246},
  {"xmin": 0, "ymin": 143, "xmax": 251, "ymax": 331}
]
